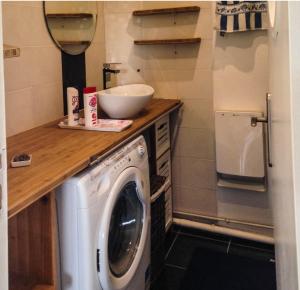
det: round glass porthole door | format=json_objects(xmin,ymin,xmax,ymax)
[{"xmin": 108, "ymin": 181, "xmax": 144, "ymax": 277}]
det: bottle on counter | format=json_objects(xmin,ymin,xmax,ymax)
[
  {"xmin": 67, "ymin": 87, "xmax": 79, "ymax": 126},
  {"xmin": 83, "ymin": 87, "xmax": 98, "ymax": 127}
]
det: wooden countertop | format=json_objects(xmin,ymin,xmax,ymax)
[{"xmin": 7, "ymin": 99, "xmax": 181, "ymax": 218}]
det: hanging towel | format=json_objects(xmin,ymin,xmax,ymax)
[{"xmin": 215, "ymin": 1, "xmax": 270, "ymax": 34}]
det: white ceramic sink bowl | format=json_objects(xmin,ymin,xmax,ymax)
[{"xmin": 98, "ymin": 84, "xmax": 154, "ymax": 119}]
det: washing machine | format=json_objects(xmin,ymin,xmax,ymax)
[{"xmin": 56, "ymin": 135, "xmax": 150, "ymax": 290}]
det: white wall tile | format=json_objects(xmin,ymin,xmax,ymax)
[
  {"xmin": 104, "ymin": 1, "xmax": 142, "ymax": 14},
  {"xmin": 5, "ymin": 88, "xmax": 35, "ymax": 136},
  {"xmin": 116, "ymin": 64, "xmax": 145, "ymax": 86},
  {"xmin": 180, "ymin": 99, "xmax": 214, "ymax": 129},
  {"xmin": 217, "ymin": 187, "xmax": 273, "ymax": 224},
  {"xmin": 176, "ymin": 69, "xmax": 213, "ymax": 99},
  {"xmin": 172, "ymin": 156, "xmax": 216, "ymax": 190},
  {"xmin": 141, "ymin": 14, "xmax": 179, "ymax": 40},
  {"xmin": 85, "ymin": 42, "xmax": 106, "ymax": 90},
  {"xmin": 175, "ymin": 127, "xmax": 215, "ymax": 160},
  {"xmin": 3, "ymin": 2, "xmax": 54, "ymax": 47},
  {"xmin": 104, "ymin": 12, "xmax": 143, "ymax": 66},
  {"xmin": 175, "ymin": 39, "xmax": 213, "ymax": 70},
  {"xmin": 3, "ymin": 1, "xmax": 63, "ymax": 137},
  {"xmin": 213, "ymin": 30, "xmax": 269, "ymax": 111},
  {"xmin": 173, "ymin": 186, "xmax": 217, "ymax": 216},
  {"xmin": 32, "ymin": 82, "xmax": 64, "ymax": 126},
  {"xmin": 93, "ymin": 13, "xmax": 106, "ymax": 44},
  {"xmin": 143, "ymin": 69, "xmax": 177, "ymax": 99},
  {"xmin": 175, "ymin": 8, "xmax": 213, "ymax": 40},
  {"xmin": 141, "ymin": 45, "xmax": 177, "ymax": 70},
  {"xmin": 29, "ymin": 46, "xmax": 62, "ymax": 86}
]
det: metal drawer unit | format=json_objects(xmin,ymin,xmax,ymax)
[
  {"xmin": 155, "ymin": 115, "xmax": 170, "ymax": 159},
  {"xmin": 155, "ymin": 115, "xmax": 172, "ymax": 230},
  {"xmin": 157, "ymin": 150, "xmax": 172, "ymax": 230},
  {"xmin": 156, "ymin": 150, "xmax": 171, "ymax": 190}
]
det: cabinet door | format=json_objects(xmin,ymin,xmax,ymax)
[{"xmin": 0, "ymin": 2, "xmax": 8, "ymax": 290}]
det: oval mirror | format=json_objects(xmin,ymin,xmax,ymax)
[{"xmin": 43, "ymin": 1, "xmax": 98, "ymax": 55}]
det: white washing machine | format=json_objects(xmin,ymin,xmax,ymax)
[{"xmin": 56, "ymin": 136, "xmax": 150, "ymax": 290}]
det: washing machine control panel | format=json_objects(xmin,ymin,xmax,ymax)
[{"xmin": 92, "ymin": 136, "xmax": 147, "ymax": 178}]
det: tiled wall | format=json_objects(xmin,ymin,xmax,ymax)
[
  {"xmin": 3, "ymin": 1, "xmax": 106, "ymax": 137},
  {"xmin": 103, "ymin": 1, "xmax": 272, "ymax": 227},
  {"xmin": 3, "ymin": 1, "xmax": 63, "ymax": 137},
  {"xmin": 85, "ymin": 2, "xmax": 106, "ymax": 90}
]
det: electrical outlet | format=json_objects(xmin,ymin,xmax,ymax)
[{"xmin": 3, "ymin": 45, "xmax": 20, "ymax": 58}]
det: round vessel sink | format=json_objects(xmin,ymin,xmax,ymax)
[{"xmin": 98, "ymin": 84, "xmax": 154, "ymax": 119}]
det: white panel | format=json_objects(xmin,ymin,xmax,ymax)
[
  {"xmin": 0, "ymin": 2, "xmax": 8, "ymax": 290},
  {"xmin": 215, "ymin": 111, "xmax": 264, "ymax": 178},
  {"xmin": 269, "ymin": 2, "xmax": 300, "ymax": 290}
]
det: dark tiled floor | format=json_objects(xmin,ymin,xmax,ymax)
[{"xmin": 151, "ymin": 226, "xmax": 276, "ymax": 290}]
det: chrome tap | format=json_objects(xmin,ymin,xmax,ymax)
[{"xmin": 102, "ymin": 63, "xmax": 121, "ymax": 89}]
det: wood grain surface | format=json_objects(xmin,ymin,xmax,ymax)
[
  {"xmin": 134, "ymin": 38, "xmax": 201, "ymax": 45},
  {"xmin": 9, "ymin": 193, "xmax": 58, "ymax": 290},
  {"xmin": 132, "ymin": 6, "xmax": 200, "ymax": 16},
  {"xmin": 7, "ymin": 99, "xmax": 181, "ymax": 218}
]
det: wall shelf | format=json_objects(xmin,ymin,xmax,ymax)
[
  {"xmin": 133, "ymin": 6, "xmax": 200, "ymax": 16},
  {"xmin": 46, "ymin": 13, "xmax": 93, "ymax": 19},
  {"xmin": 134, "ymin": 38, "xmax": 201, "ymax": 45}
]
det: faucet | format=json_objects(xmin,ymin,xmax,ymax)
[{"xmin": 102, "ymin": 63, "xmax": 121, "ymax": 89}]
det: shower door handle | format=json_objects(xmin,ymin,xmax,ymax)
[
  {"xmin": 250, "ymin": 93, "xmax": 273, "ymax": 167},
  {"xmin": 266, "ymin": 93, "xmax": 272, "ymax": 167}
]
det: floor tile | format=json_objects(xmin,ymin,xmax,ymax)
[
  {"xmin": 175, "ymin": 225, "xmax": 231, "ymax": 242},
  {"xmin": 231, "ymin": 236, "xmax": 275, "ymax": 252},
  {"xmin": 229, "ymin": 242, "xmax": 275, "ymax": 262},
  {"xmin": 166, "ymin": 233, "xmax": 229, "ymax": 268},
  {"xmin": 179, "ymin": 247, "xmax": 276, "ymax": 290},
  {"xmin": 229, "ymin": 237, "xmax": 275, "ymax": 262},
  {"xmin": 151, "ymin": 265, "xmax": 186, "ymax": 290},
  {"xmin": 165, "ymin": 226, "xmax": 178, "ymax": 255}
]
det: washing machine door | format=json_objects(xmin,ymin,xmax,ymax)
[{"xmin": 98, "ymin": 166, "xmax": 149, "ymax": 290}]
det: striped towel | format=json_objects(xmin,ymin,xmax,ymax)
[{"xmin": 215, "ymin": 1, "xmax": 270, "ymax": 34}]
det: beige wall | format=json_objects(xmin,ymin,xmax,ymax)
[
  {"xmin": 3, "ymin": 1, "xmax": 105, "ymax": 137},
  {"xmin": 213, "ymin": 31, "xmax": 272, "ymax": 226},
  {"xmin": 103, "ymin": 1, "xmax": 272, "ymax": 228},
  {"xmin": 3, "ymin": 1, "xmax": 63, "ymax": 137}
]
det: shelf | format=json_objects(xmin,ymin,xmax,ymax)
[
  {"xmin": 134, "ymin": 38, "xmax": 201, "ymax": 45},
  {"xmin": 9, "ymin": 193, "xmax": 58, "ymax": 290},
  {"xmin": 46, "ymin": 13, "xmax": 93, "ymax": 19},
  {"xmin": 58, "ymin": 40, "xmax": 90, "ymax": 46},
  {"xmin": 133, "ymin": 6, "xmax": 200, "ymax": 16}
]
